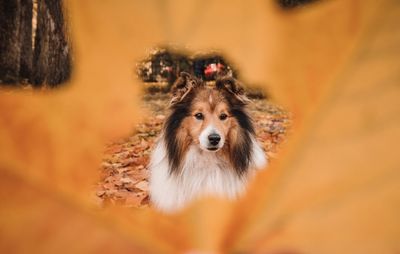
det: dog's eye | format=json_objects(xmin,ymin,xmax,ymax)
[
  {"xmin": 219, "ymin": 113, "xmax": 228, "ymax": 120},
  {"xmin": 194, "ymin": 113, "xmax": 204, "ymax": 120}
]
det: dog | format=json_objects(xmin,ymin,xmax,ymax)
[{"xmin": 149, "ymin": 72, "xmax": 267, "ymax": 212}]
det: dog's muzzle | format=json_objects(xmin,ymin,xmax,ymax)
[
  {"xmin": 199, "ymin": 126, "xmax": 224, "ymax": 151},
  {"xmin": 206, "ymin": 133, "xmax": 221, "ymax": 151},
  {"xmin": 208, "ymin": 133, "xmax": 221, "ymax": 146}
]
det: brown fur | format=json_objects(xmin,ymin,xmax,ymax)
[
  {"xmin": 165, "ymin": 73, "xmax": 254, "ymax": 175},
  {"xmin": 174, "ymin": 86, "xmax": 242, "ymax": 170}
]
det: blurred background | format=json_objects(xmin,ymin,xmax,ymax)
[{"xmin": 0, "ymin": 0, "xmax": 399, "ymax": 253}]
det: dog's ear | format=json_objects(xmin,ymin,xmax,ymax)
[
  {"xmin": 170, "ymin": 72, "xmax": 200, "ymax": 105},
  {"xmin": 216, "ymin": 76, "xmax": 250, "ymax": 104}
]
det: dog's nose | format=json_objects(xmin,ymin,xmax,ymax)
[{"xmin": 208, "ymin": 133, "xmax": 221, "ymax": 146}]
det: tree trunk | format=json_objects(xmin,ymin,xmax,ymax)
[
  {"xmin": 19, "ymin": 0, "xmax": 33, "ymax": 83},
  {"xmin": 0, "ymin": 0, "xmax": 30, "ymax": 84},
  {"xmin": 32, "ymin": 0, "xmax": 71, "ymax": 87}
]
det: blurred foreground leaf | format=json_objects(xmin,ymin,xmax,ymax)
[{"xmin": 0, "ymin": 0, "xmax": 399, "ymax": 253}]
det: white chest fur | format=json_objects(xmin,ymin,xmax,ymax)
[{"xmin": 149, "ymin": 138, "xmax": 267, "ymax": 213}]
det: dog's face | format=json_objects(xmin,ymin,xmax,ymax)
[
  {"xmin": 186, "ymin": 89, "xmax": 233, "ymax": 152},
  {"xmin": 165, "ymin": 72, "xmax": 254, "ymax": 174}
]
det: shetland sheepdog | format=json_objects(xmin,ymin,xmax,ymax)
[{"xmin": 149, "ymin": 72, "xmax": 267, "ymax": 212}]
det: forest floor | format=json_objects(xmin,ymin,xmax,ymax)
[{"xmin": 94, "ymin": 92, "xmax": 291, "ymax": 209}]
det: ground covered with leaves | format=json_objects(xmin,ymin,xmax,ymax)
[{"xmin": 95, "ymin": 92, "xmax": 291, "ymax": 209}]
